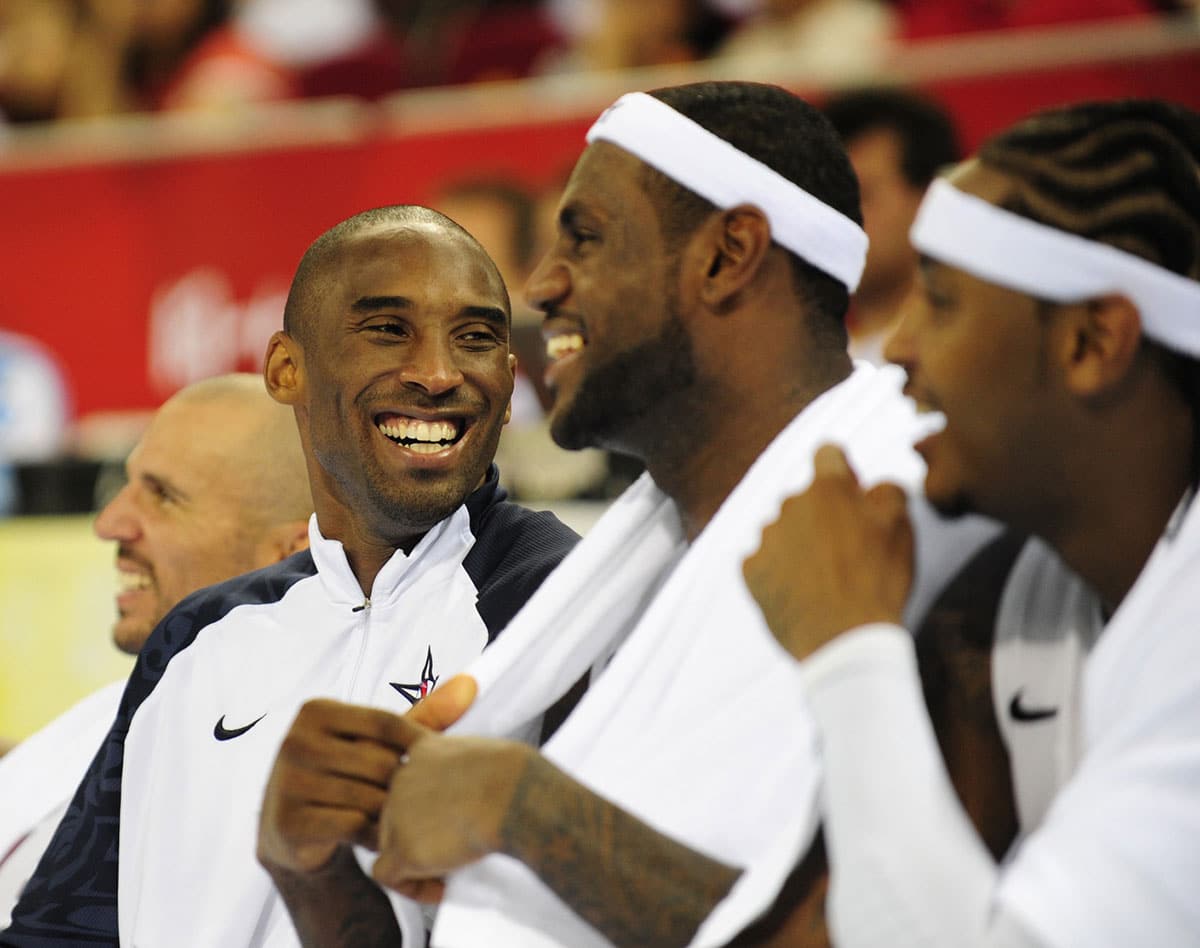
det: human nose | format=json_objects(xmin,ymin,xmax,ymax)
[
  {"xmin": 94, "ymin": 482, "xmax": 141, "ymax": 543},
  {"xmin": 399, "ymin": 335, "xmax": 465, "ymax": 397},
  {"xmin": 523, "ymin": 252, "xmax": 569, "ymax": 315}
]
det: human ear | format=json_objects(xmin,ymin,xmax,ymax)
[
  {"xmin": 699, "ymin": 205, "xmax": 772, "ymax": 312},
  {"xmin": 1061, "ymin": 294, "xmax": 1142, "ymax": 396},
  {"xmin": 264, "ymin": 331, "xmax": 303, "ymax": 406},
  {"xmin": 504, "ymin": 353, "xmax": 517, "ymax": 425}
]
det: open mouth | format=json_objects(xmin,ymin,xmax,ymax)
[
  {"xmin": 117, "ymin": 570, "xmax": 152, "ymax": 593},
  {"xmin": 376, "ymin": 413, "xmax": 467, "ymax": 454},
  {"xmin": 546, "ymin": 331, "xmax": 585, "ymax": 361},
  {"xmin": 902, "ymin": 381, "xmax": 940, "ymax": 416}
]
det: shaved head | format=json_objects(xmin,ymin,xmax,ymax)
[
  {"xmin": 94, "ymin": 373, "xmax": 314, "ymax": 653},
  {"xmin": 283, "ymin": 205, "xmax": 511, "ymax": 348},
  {"xmin": 171, "ymin": 373, "xmax": 313, "ymax": 529}
]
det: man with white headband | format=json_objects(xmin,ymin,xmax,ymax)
[
  {"xmin": 268, "ymin": 80, "xmax": 993, "ymax": 946},
  {"xmin": 745, "ymin": 98, "xmax": 1200, "ymax": 946}
]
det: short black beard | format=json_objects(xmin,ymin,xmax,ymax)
[
  {"xmin": 550, "ymin": 308, "xmax": 697, "ymax": 455},
  {"xmin": 928, "ymin": 493, "xmax": 972, "ymax": 521}
]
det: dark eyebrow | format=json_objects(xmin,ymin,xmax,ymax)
[
  {"xmin": 352, "ymin": 295, "xmax": 413, "ymax": 312},
  {"xmin": 353, "ymin": 296, "xmax": 508, "ymax": 329},
  {"xmin": 462, "ymin": 305, "xmax": 510, "ymax": 330}
]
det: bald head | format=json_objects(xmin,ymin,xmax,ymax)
[
  {"xmin": 170, "ymin": 373, "xmax": 313, "ymax": 528},
  {"xmin": 94, "ymin": 373, "xmax": 314, "ymax": 653},
  {"xmin": 283, "ymin": 205, "xmax": 511, "ymax": 348}
]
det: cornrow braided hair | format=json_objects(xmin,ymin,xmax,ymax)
[{"xmin": 980, "ymin": 99, "xmax": 1200, "ymax": 482}]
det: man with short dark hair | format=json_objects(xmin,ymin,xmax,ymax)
[
  {"xmin": 283, "ymin": 80, "xmax": 991, "ymax": 947},
  {"xmin": 745, "ymin": 98, "xmax": 1200, "ymax": 947},
  {"xmin": 824, "ymin": 86, "xmax": 961, "ymax": 363},
  {"xmin": 2, "ymin": 207, "xmax": 578, "ymax": 947}
]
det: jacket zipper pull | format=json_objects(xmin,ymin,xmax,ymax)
[{"xmin": 351, "ymin": 597, "xmax": 371, "ymax": 613}]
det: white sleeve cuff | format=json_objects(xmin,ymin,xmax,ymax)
[{"xmin": 798, "ymin": 622, "xmax": 914, "ymax": 693}]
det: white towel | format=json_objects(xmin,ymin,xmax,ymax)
[{"xmin": 432, "ymin": 363, "xmax": 941, "ymax": 947}]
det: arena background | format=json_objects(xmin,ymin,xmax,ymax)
[{"xmin": 3, "ymin": 14, "xmax": 1200, "ymax": 743}]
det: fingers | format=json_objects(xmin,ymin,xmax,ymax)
[
  {"xmin": 408, "ymin": 675, "xmax": 478, "ymax": 732},
  {"xmin": 278, "ymin": 722, "xmax": 401, "ymax": 788},
  {"xmin": 279, "ymin": 805, "xmax": 378, "ymax": 853},
  {"xmin": 371, "ymin": 850, "xmax": 448, "ymax": 903},
  {"xmin": 274, "ymin": 762, "xmax": 392, "ymax": 814},
  {"xmin": 865, "ymin": 483, "xmax": 915, "ymax": 609},
  {"xmin": 301, "ymin": 698, "xmax": 413, "ymax": 751},
  {"xmin": 813, "ymin": 442, "xmax": 854, "ymax": 479},
  {"xmin": 387, "ymin": 878, "xmax": 447, "ymax": 904},
  {"xmin": 863, "ymin": 482, "xmax": 909, "ymax": 524},
  {"xmin": 742, "ymin": 443, "xmax": 916, "ymax": 655}
]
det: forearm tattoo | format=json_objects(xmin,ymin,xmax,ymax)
[
  {"xmin": 273, "ymin": 846, "xmax": 404, "ymax": 948},
  {"xmin": 501, "ymin": 755, "xmax": 741, "ymax": 947}
]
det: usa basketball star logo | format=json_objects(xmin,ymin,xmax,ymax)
[{"xmin": 390, "ymin": 646, "xmax": 439, "ymax": 705}]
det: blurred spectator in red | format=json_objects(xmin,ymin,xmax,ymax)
[
  {"xmin": 296, "ymin": 0, "xmax": 564, "ymax": 100},
  {"xmin": 442, "ymin": 0, "xmax": 567, "ymax": 85},
  {"xmin": 537, "ymin": 0, "xmax": 731, "ymax": 75},
  {"xmin": 823, "ymin": 86, "xmax": 960, "ymax": 364},
  {"xmin": 0, "ymin": 0, "xmax": 299, "ymax": 121},
  {"xmin": 63, "ymin": 0, "xmax": 237, "ymax": 116},
  {"xmin": 714, "ymin": 0, "xmax": 895, "ymax": 82},
  {"xmin": 893, "ymin": 0, "xmax": 1161, "ymax": 40},
  {"xmin": 0, "ymin": 0, "xmax": 78, "ymax": 125},
  {"xmin": 435, "ymin": 177, "xmax": 610, "ymax": 499}
]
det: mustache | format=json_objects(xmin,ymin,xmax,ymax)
[
  {"xmin": 364, "ymin": 393, "xmax": 485, "ymax": 416},
  {"xmin": 116, "ymin": 546, "xmax": 154, "ymax": 573}
]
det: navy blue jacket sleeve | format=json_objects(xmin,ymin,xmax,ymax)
[{"xmin": 1, "ymin": 554, "xmax": 316, "ymax": 946}]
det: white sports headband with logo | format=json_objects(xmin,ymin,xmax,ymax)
[
  {"xmin": 586, "ymin": 91, "xmax": 868, "ymax": 292},
  {"xmin": 911, "ymin": 178, "xmax": 1200, "ymax": 358}
]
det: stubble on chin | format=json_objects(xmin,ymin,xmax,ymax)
[{"xmin": 549, "ymin": 316, "xmax": 696, "ymax": 455}]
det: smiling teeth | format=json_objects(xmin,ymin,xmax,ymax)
[
  {"xmin": 118, "ymin": 572, "xmax": 152, "ymax": 593},
  {"xmin": 378, "ymin": 419, "xmax": 460, "ymax": 444},
  {"xmin": 546, "ymin": 333, "xmax": 584, "ymax": 361}
]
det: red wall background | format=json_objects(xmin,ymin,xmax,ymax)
[{"xmin": 3, "ymin": 24, "xmax": 1199, "ymax": 420}]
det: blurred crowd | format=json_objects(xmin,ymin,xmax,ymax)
[
  {"xmin": 1, "ymin": 0, "xmax": 1195, "ymax": 127},
  {"xmin": 2, "ymin": 0, "xmax": 1197, "ymax": 513}
]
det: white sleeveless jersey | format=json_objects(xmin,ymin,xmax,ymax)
[{"xmin": 991, "ymin": 538, "xmax": 1104, "ymax": 836}]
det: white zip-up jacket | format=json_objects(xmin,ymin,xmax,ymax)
[{"xmin": 4, "ymin": 469, "xmax": 578, "ymax": 947}]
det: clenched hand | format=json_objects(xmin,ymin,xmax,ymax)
[
  {"xmin": 743, "ymin": 444, "xmax": 915, "ymax": 660},
  {"xmin": 257, "ymin": 675, "xmax": 479, "ymax": 876}
]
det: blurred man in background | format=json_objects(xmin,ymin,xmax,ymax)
[
  {"xmin": 824, "ymin": 86, "xmax": 960, "ymax": 363},
  {"xmin": 0, "ymin": 372, "xmax": 313, "ymax": 927},
  {"xmin": 437, "ymin": 177, "xmax": 611, "ymax": 500}
]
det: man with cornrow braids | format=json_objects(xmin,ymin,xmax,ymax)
[{"xmin": 745, "ymin": 98, "xmax": 1200, "ymax": 947}]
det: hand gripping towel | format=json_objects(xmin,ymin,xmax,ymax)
[{"xmin": 431, "ymin": 363, "xmax": 944, "ymax": 947}]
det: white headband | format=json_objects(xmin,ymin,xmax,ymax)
[
  {"xmin": 911, "ymin": 178, "xmax": 1200, "ymax": 358},
  {"xmin": 586, "ymin": 92, "xmax": 868, "ymax": 292}
]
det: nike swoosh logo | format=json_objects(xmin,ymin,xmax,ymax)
[
  {"xmin": 1008, "ymin": 689, "xmax": 1057, "ymax": 723},
  {"xmin": 213, "ymin": 713, "xmax": 267, "ymax": 741}
]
